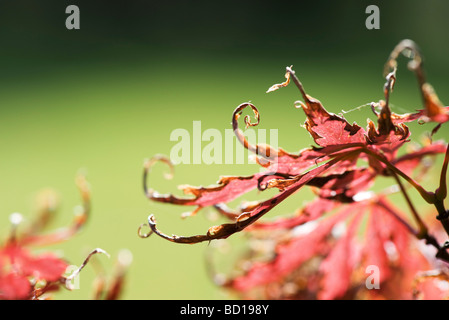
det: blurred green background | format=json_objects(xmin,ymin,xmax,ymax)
[{"xmin": 0, "ymin": 0, "xmax": 448, "ymax": 299}]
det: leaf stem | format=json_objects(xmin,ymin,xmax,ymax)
[
  {"xmin": 435, "ymin": 199, "xmax": 449, "ymax": 238},
  {"xmin": 436, "ymin": 144, "xmax": 449, "ymax": 201},
  {"xmin": 379, "ymin": 198, "xmax": 449, "ymax": 264},
  {"xmin": 361, "ymin": 147, "xmax": 435, "ymax": 203},
  {"xmin": 286, "ymin": 66, "xmax": 309, "ymax": 103},
  {"xmin": 433, "ymin": 144, "xmax": 449, "ymax": 236},
  {"xmin": 390, "ymin": 170, "xmax": 427, "ymax": 238}
]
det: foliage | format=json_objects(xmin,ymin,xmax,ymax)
[
  {"xmin": 0, "ymin": 176, "xmax": 130, "ymax": 300},
  {"xmin": 138, "ymin": 40, "xmax": 449, "ymax": 299}
]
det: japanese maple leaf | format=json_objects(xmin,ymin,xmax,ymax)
[
  {"xmin": 224, "ymin": 196, "xmax": 436, "ymax": 300},
  {"xmin": 0, "ymin": 176, "xmax": 118, "ymax": 300},
  {"xmin": 140, "ymin": 76, "xmax": 391, "ymax": 220},
  {"xmin": 0, "ymin": 273, "xmax": 30, "ymax": 300},
  {"xmin": 138, "ymin": 41, "xmax": 449, "ymax": 303},
  {"xmin": 139, "ymin": 42, "xmax": 449, "ymax": 299},
  {"xmin": 139, "ymin": 61, "xmax": 446, "ymax": 246},
  {"xmin": 0, "ymin": 243, "xmax": 68, "ymax": 300}
]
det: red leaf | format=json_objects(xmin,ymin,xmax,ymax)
[
  {"xmin": 362, "ymin": 205, "xmax": 392, "ymax": 283},
  {"xmin": 298, "ymin": 96, "xmax": 366, "ymax": 148},
  {"xmin": 249, "ymin": 197, "xmax": 338, "ymax": 230},
  {"xmin": 318, "ymin": 212, "xmax": 363, "ymax": 299},
  {"xmin": 263, "ymin": 147, "xmax": 328, "ymax": 175},
  {"xmin": 22, "ymin": 254, "xmax": 68, "ymax": 282},
  {"xmin": 229, "ymin": 206, "xmax": 354, "ymax": 291},
  {"xmin": 392, "ymin": 141, "xmax": 447, "ymax": 176},
  {"xmin": 308, "ymin": 168, "xmax": 376, "ymax": 201},
  {"xmin": 146, "ymin": 153, "xmax": 346, "ymax": 244},
  {"xmin": 0, "ymin": 273, "xmax": 30, "ymax": 300},
  {"xmin": 1, "ymin": 244, "xmax": 68, "ymax": 282}
]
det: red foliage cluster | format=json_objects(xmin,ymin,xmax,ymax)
[
  {"xmin": 0, "ymin": 176, "xmax": 130, "ymax": 300},
  {"xmin": 0, "ymin": 242, "xmax": 68, "ymax": 299},
  {"xmin": 139, "ymin": 40, "xmax": 449, "ymax": 299},
  {"xmin": 0, "ymin": 177, "xmax": 90, "ymax": 300}
]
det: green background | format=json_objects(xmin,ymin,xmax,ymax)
[{"xmin": 0, "ymin": 0, "xmax": 448, "ymax": 299}]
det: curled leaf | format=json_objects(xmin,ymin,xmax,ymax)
[
  {"xmin": 65, "ymin": 248, "xmax": 110, "ymax": 290},
  {"xmin": 385, "ymin": 39, "xmax": 449, "ymax": 124},
  {"xmin": 19, "ymin": 174, "xmax": 91, "ymax": 246},
  {"xmin": 266, "ymin": 69, "xmax": 291, "ymax": 93},
  {"xmin": 232, "ymin": 102, "xmax": 277, "ymax": 161}
]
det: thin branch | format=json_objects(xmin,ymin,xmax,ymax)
[
  {"xmin": 389, "ymin": 169, "xmax": 427, "ymax": 238},
  {"xmin": 436, "ymin": 144, "xmax": 449, "ymax": 201},
  {"xmin": 361, "ymin": 147, "xmax": 435, "ymax": 203},
  {"xmin": 378, "ymin": 198, "xmax": 449, "ymax": 264},
  {"xmin": 285, "ymin": 66, "xmax": 309, "ymax": 103},
  {"xmin": 433, "ymin": 145, "xmax": 449, "ymax": 237}
]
